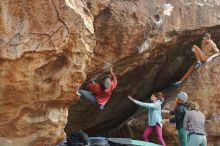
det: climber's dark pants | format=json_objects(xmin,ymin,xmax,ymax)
[{"xmin": 79, "ymin": 89, "xmax": 96, "ymax": 104}]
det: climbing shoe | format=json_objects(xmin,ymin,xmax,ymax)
[
  {"xmin": 99, "ymin": 105, "xmax": 105, "ymax": 111},
  {"xmin": 171, "ymin": 81, "xmax": 182, "ymax": 87},
  {"xmin": 195, "ymin": 62, "xmax": 202, "ymax": 69},
  {"xmin": 76, "ymin": 91, "xmax": 81, "ymax": 96}
]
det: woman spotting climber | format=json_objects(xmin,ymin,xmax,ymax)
[
  {"xmin": 77, "ymin": 67, "xmax": 117, "ymax": 111},
  {"xmin": 128, "ymin": 92, "xmax": 166, "ymax": 146}
]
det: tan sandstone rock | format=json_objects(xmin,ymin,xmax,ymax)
[
  {"xmin": 0, "ymin": 0, "xmax": 95, "ymax": 145},
  {"xmin": 1, "ymin": 0, "xmax": 220, "ymax": 145},
  {"xmin": 66, "ymin": 0, "xmax": 220, "ymax": 140}
]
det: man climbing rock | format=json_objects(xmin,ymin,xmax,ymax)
[
  {"xmin": 77, "ymin": 67, "xmax": 117, "ymax": 110},
  {"xmin": 172, "ymin": 32, "xmax": 219, "ymax": 86}
]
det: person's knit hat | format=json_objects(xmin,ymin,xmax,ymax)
[
  {"xmin": 177, "ymin": 92, "xmax": 188, "ymax": 103},
  {"xmin": 103, "ymin": 78, "xmax": 111, "ymax": 89}
]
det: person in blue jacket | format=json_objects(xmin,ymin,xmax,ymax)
[
  {"xmin": 162, "ymin": 91, "xmax": 188, "ymax": 146},
  {"xmin": 128, "ymin": 92, "xmax": 166, "ymax": 146}
]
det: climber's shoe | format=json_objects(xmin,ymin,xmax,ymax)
[
  {"xmin": 171, "ymin": 81, "xmax": 182, "ymax": 87},
  {"xmin": 76, "ymin": 90, "xmax": 81, "ymax": 96},
  {"xmin": 195, "ymin": 61, "xmax": 202, "ymax": 69},
  {"xmin": 99, "ymin": 105, "xmax": 105, "ymax": 111}
]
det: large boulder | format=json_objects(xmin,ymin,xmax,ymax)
[
  {"xmin": 1, "ymin": 0, "xmax": 220, "ymax": 145},
  {"xmin": 0, "ymin": 0, "xmax": 95, "ymax": 145},
  {"xmin": 66, "ymin": 0, "xmax": 220, "ymax": 138}
]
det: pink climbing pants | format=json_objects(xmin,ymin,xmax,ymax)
[{"xmin": 142, "ymin": 123, "xmax": 166, "ymax": 146}]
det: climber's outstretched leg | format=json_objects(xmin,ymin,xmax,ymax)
[
  {"xmin": 78, "ymin": 89, "xmax": 105, "ymax": 110},
  {"xmin": 171, "ymin": 46, "xmax": 207, "ymax": 87},
  {"xmin": 78, "ymin": 89, "xmax": 96, "ymax": 104},
  {"xmin": 171, "ymin": 32, "xmax": 219, "ymax": 87},
  {"xmin": 180, "ymin": 63, "xmax": 196, "ymax": 83},
  {"xmin": 171, "ymin": 63, "xmax": 196, "ymax": 87}
]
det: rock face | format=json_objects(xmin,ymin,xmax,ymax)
[
  {"xmin": 66, "ymin": 0, "xmax": 220, "ymax": 138},
  {"xmin": 1, "ymin": 0, "xmax": 220, "ymax": 146},
  {"xmin": 0, "ymin": 0, "xmax": 95, "ymax": 146},
  {"xmin": 170, "ymin": 56, "xmax": 220, "ymax": 146},
  {"xmin": 110, "ymin": 56, "xmax": 220, "ymax": 146}
]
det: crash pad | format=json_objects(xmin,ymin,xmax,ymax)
[
  {"xmin": 108, "ymin": 138, "xmax": 161, "ymax": 146},
  {"xmin": 132, "ymin": 140, "xmax": 161, "ymax": 146}
]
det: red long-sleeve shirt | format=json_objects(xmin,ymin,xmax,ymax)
[{"xmin": 86, "ymin": 74, "xmax": 117, "ymax": 105}]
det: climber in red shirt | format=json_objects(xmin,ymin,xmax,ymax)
[{"xmin": 77, "ymin": 67, "xmax": 117, "ymax": 110}]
